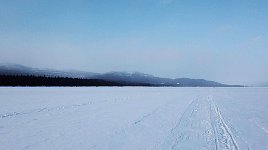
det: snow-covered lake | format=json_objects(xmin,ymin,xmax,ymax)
[{"xmin": 0, "ymin": 87, "xmax": 267, "ymax": 150}]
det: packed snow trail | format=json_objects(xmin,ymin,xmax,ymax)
[{"xmin": 160, "ymin": 96, "xmax": 239, "ymax": 150}]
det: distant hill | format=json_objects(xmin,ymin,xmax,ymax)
[
  {"xmin": 0, "ymin": 64, "xmax": 243, "ymax": 87},
  {"xmin": 90, "ymin": 72, "xmax": 231, "ymax": 87},
  {"xmin": 255, "ymin": 82, "xmax": 268, "ymax": 87},
  {"xmin": 0, "ymin": 63, "xmax": 99, "ymax": 78}
]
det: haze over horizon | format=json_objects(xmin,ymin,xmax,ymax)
[{"xmin": 1, "ymin": 0, "xmax": 268, "ymax": 85}]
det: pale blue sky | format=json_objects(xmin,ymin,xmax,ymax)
[{"xmin": 0, "ymin": 0, "xmax": 268, "ymax": 85}]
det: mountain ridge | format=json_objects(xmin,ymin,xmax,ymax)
[{"xmin": 0, "ymin": 64, "xmax": 243, "ymax": 87}]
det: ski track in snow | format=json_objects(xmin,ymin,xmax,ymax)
[
  {"xmin": 251, "ymin": 119, "xmax": 268, "ymax": 135},
  {"xmin": 133, "ymin": 105, "xmax": 161, "ymax": 125},
  {"xmin": 160, "ymin": 96, "xmax": 241, "ymax": 150},
  {"xmin": 0, "ymin": 103, "xmax": 91, "ymax": 119},
  {"xmin": 0, "ymin": 99, "xmax": 114, "ymax": 119}
]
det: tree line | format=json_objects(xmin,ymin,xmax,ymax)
[{"xmin": 0, "ymin": 75, "xmax": 152, "ymax": 86}]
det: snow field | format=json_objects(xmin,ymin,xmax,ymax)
[{"xmin": 0, "ymin": 87, "xmax": 267, "ymax": 150}]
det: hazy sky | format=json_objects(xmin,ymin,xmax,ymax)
[{"xmin": 0, "ymin": 0, "xmax": 268, "ymax": 85}]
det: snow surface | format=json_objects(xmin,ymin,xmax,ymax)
[{"xmin": 0, "ymin": 87, "xmax": 268, "ymax": 150}]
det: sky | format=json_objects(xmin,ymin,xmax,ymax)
[{"xmin": 0, "ymin": 0, "xmax": 268, "ymax": 85}]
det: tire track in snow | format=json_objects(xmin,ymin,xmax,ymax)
[
  {"xmin": 210, "ymin": 99, "xmax": 239, "ymax": 150},
  {"xmin": 215, "ymin": 94, "xmax": 252, "ymax": 150},
  {"xmin": 160, "ymin": 96, "xmax": 240, "ymax": 150}
]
